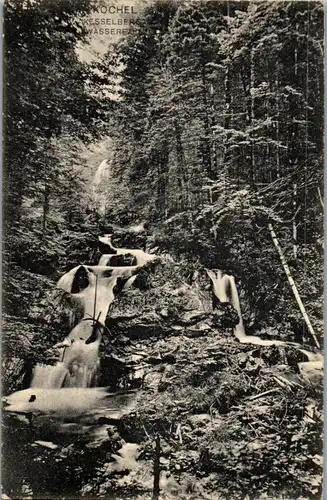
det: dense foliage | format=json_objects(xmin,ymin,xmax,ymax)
[
  {"xmin": 3, "ymin": 0, "xmax": 108, "ymax": 316},
  {"xmin": 100, "ymin": 0, "xmax": 323, "ymax": 345},
  {"xmin": 2, "ymin": 1, "xmax": 323, "ymax": 499},
  {"xmin": 104, "ymin": 0, "xmax": 323, "ymax": 223}
]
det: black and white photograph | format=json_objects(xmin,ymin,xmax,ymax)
[{"xmin": 2, "ymin": 0, "xmax": 324, "ymax": 498}]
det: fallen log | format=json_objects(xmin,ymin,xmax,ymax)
[{"xmin": 268, "ymin": 223, "xmax": 320, "ymax": 349}]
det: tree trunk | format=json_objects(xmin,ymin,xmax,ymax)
[
  {"xmin": 293, "ymin": 183, "xmax": 298, "ymax": 259},
  {"xmin": 4, "ymin": 165, "xmax": 24, "ymax": 227},
  {"xmin": 275, "ymin": 62, "xmax": 280, "ymax": 180},
  {"xmin": 224, "ymin": 59, "xmax": 232, "ymax": 168},
  {"xmin": 210, "ymin": 82, "xmax": 218, "ymax": 173},
  {"xmin": 174, "ymin": 119, "xmax": 187, "ymax": 210},
  {"xmin": 268, "ymin": 223, "xmax": 320, "ymax": 348},
  {"xmin": 249, "ymin": 45, "xmax": 255, "ymax": 187},
  {"xmin": 223, "ymin": 1, "xmax": 232, "ymax": 172},
  {"xmin": 156, "ymin": 142, "xmax": 169, "ymax": 216},
  {"xmin": 200, "ymin": 65, "xmax": 213, "ymax": 179},
  {"xmin": 152, "ymin": 434, "xmax": 161, "ymax": 500},
  {"xmin": 42, "ymin": 183, "xmax": 50, "ymax": 233},
  {"xmin": 241, "ymin": 46, "xmax": 255, "ymax": 187}
]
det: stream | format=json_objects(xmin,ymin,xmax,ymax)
[
  {"xmin": 2, "ymin": 227, "xmax": 322, "ymax": 498},
  {"xmin": 2, "ymin": 233, "xmax": 159, "ymax": 498}
]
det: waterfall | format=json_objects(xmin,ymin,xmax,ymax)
[
  {"xmin": 228, "ymin": 276, "xmax": 246, "ymax": 340},
  {"xmin": 207, "ymin": 270, "xmax": 232, "ymax": 303},
  {"xmin": 31, "ymin": 363, "xmax": 69, "ymax": 389},
  {"xmin": 98, "ymin": 254, "xmax": 111, "ymax": 266},
  {"xmin": 28, "ymin": 238, "xmax": 157, "ymax": 391},
  {"xmin": 4, "ymin": 159, "xmax": 158, "ymax": 415},
  {"xmin": 207, "ymin": 269, "xmax": 324, "ymax": 364},
  {"xmin": 92, "ymin": 159, "xmax": 111, "ymax": 216},
  {"xmin": 206, "ymin": 269, "xmax": 245, "ymax": 340},
  {"xmin": 98, "ymin": 235, "xmax": 156, "ymax": 266},
  {"xmin": 31, "ymin": 264, "xmax": 116, "ymax": 389}
]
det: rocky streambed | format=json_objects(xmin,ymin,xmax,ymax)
[{"xmin": 2, "ymin": 248, "xmax": 323, "ymax": 500}]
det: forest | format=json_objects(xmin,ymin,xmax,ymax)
[{"xmin": 2, "ymin": 0, "xmax": 324, "ymax": 499}]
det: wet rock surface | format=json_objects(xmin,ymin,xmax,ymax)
[
  {"xmin": 107, "ymin": 260, "xmax": 239, "ymax": 341},
  {"xmin": 2, "ymin": 249, "xmax": 323, "ymax": 500}
]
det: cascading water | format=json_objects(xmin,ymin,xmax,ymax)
[
  {"xmin": 228, "ymin": 276, "xmax": 246, "ymax": 340},
  {"xmin": 98, "ymin": 234, "xmax": 156, "ymax": 266},
  {"xmin": 27, "ymin": 239, "xmax": 158, "ymax": 393},
  {"xmin": 207, "ymin": 269, "xmax": 246, "ymax": 340},
  {"xmin": 4, "ymin": 232, "xmax": 158, "ymax": 420},
  {"xmin": 93, "ymin": 159, "xmax": 111, "ymax": 217},
  {"xmin": 5, "ymin": 232, "xmax": 321, "ymax": 416},
  {"xmin": 31, "ymin": 363, "xmax": 69, "ymax": 389},
  {"xmin": 207, "ymin": 269, "xmax": 323, "ymax": 375}
]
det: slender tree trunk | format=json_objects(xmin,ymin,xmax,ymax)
[
  {"xmin": 293, "ymin": 183, "xmax": 298, "ymax": 259},
  {"xmin": 317, "ymin": 186, "xmax": 324, "ymax": 211},
  {"xmin": 265, "ymin": 61, "xmax": 271, "ymax": 184},
  {"xmin": 152, "ymin": 434, "xmax": 161, "ymax": 500},
  {"xmin": 275, "ymin": 62, "xmax": 280, "ymax": 180},
  {"xmin": 250, "ymin": 45, "xmax": 255, "ymax": 187},
  {"xmin": 294, "ymin": 24, "xmax": 298, "ymax": 78},
  {"xmin": 4, "ymin": 165, "xmax": 24, "ymax": 226},
  {"xmin": 200, "ymin": 65, "xmax": 212, "ymax": 179},
  {"xmin": 156, "ymin": 142, "xmax": 168, "ymax": 217},
  {"xmin": 174, "ymin": 119, "xmax": 189, "ymax": 211},
  {"xmin": 210, "ymin": 82, "xmax": 218, "ymax": 173},
  {"xmin": 223, "ymin": 1, "xmax": 232, "ymax": 172},
  {"xmin": 268, "ymin": 223, "xmax": 320, "ymax": 348},
  {"xmin": 224, "ymin": 58, "xmax": 232, "ymax": 168},
  {"xmin": 241, "ymin": 47, "xmax": 255, "ymax": 187},
  {"xmin": 42, "ymin": 183, "xmax": 50, "ymax": 232},
  {"xmin": 288, "ymin": 24, "xmax": 300, "ymax": 171}
]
